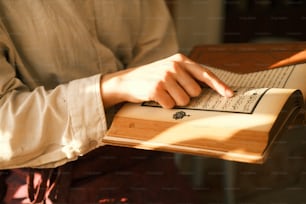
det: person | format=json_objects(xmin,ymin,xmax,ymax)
[{"xmin": 0, "ymin": 1, "xmax": 233, "ymax": 203}]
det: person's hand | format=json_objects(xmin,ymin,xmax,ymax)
[{"xmin": 101, "ymin": 53, "xmax": 233, "ymax": 109}]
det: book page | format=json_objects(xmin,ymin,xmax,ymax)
[
  {"xmin": 206, "ymin": 64, "xmax": 295, "ymax": 88},
  {"xmin": 207, "ymin": 63, "xmax": 306, "ymax": 103},
  {"xmin": 144, "ymin": 87, "xmax": 269, "ymax": 114}
]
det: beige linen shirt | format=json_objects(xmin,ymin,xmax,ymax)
[{"xmin": 0, "ymin": 0, "xmax": 177, "ymax": 168}]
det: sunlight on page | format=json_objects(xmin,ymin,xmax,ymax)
[
  {"xmin": 144, "ymin": 113, "xmax": 274, "ymax": 142},
  {"xmin": 131, "ymin": 112, "xmax": 273, "ymax": 149},
  {"xmin": 129, "ymin": 111, "xmax": 276, "ymax": 163}
]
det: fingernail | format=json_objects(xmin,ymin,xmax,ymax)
[{"xmin": 225, "ymin": 88, "xmax": 234, "ymax": 98}]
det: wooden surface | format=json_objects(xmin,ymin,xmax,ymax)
[{"xmin": 189, "ymin": 42, "xmax": 306, "ymax": 73}]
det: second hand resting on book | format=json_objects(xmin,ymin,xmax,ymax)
[{"xmin": 100, "ymin": 53, "xmax": 234, "ymax": 109}]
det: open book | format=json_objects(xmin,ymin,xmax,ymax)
[{"xmin": 104, "ymin": 63, "xmax": 306, "ymax": 164}]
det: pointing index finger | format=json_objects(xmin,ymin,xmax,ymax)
[{"xmin": 179, "ymin": 56, "xmax": 234, "ymax": 97}]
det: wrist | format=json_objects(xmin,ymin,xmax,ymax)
[{"xmin": 100, "ymin": 72, "xmax": 125, "ymax": 108}]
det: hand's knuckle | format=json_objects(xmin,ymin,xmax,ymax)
[
  {"xmin": 173, "ymin": 53, "xmax": 185, "ymax": 61},
  {"xmin": 178, "ymin": 97, "xmax": 190, "ymax": 106}
]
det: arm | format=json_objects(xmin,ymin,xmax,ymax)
[
  {"xmin": 0, "ymin": 0, "xmax": 176, "ymax": 169},
  {"xmin": 0, "ymin": 0, "xmax": 179, "ymax": 169},
  {"xmin": 0, "ymin": 0, "xmax": 232, "ymax": 169},
  {"xmin": 0, "ymin": 25, "xmax": 107, "ymax": 169}
]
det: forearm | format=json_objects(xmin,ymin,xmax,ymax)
[
  {"xmin": 100, "ymin": 70, "xmax": 128, "ymax": 108},
  {"xmin": 0, "ymin": 75, "xmax": 106, "ymax": 169}
]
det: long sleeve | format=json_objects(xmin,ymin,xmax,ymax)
[
  {"xmin": 93, "ymin": 0, "xmax": 178, "ymax": 68},
  {"xmin": 0, "ymin": 23, "xmax": 107, "ymax": 169},
  {"xmin": 0, "ymin": 0, "xmax": 178, "ymax": 169},
  {"xmin": 128, "ymin": 0, "xmax": 179, "ymax": 67}
]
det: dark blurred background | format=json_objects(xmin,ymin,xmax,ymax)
[{"xmin": 167, "ymin": 0, "xmax": 306, "ymax": 52}]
